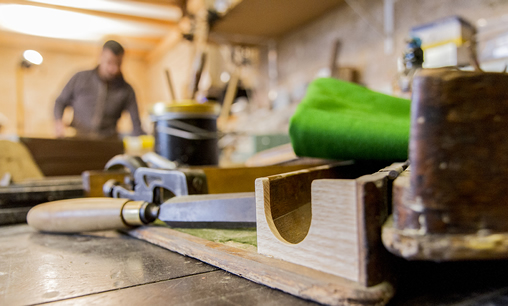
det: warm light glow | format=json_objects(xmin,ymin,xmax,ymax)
[
  {"xmin": 268, "ymin": 90, "xmax": 278, "ymax": 101},
  {"xmin": 27, "ymin": 0, "xmax": 181, "ymax": 21},
  {"xmin": 0, "ymin": 4, "xmax": 167, "ymax": 41},
  {"xmin": 220, "ymin": 72, "xmax": 230, "ymax": 83},
  {"xmin": 477, "ymin": 18, "xmax": 487, "ymax": 27},
  {"xmin": 23, "ymin": 50, "xmax": 43, "ymax": 65}
]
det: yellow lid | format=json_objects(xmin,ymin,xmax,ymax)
[{"xmin": 151, "ymin": 100, "xmax": 220, "ymax": 116}]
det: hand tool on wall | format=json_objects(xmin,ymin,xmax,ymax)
[
  {"xmin": 189, "ymin": 52, "xmax": 207, "ymax": 99},
  {"xmin": 329, "ymin": 39, "xmax": 341, "ymax": 79},
  {"xmin": 165, "ymin": 69, "xmax": 176, "ymax": 101}
]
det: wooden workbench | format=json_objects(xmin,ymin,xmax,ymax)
[
  {"xmin": 0, "ymin": 224, "xmax": 318, "ymax": 305},
  {"xmin": 2, "ymin": 224, "xmax": 508, "ymax": 305}
]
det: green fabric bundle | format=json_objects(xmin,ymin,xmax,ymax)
[{"xmin": 289, "ymin": 78, "xmax": 411, "ymax": 161}]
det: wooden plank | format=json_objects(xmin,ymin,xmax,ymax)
[
  {"xmin": 211, "ymin": 0, "xmax": 343, "ymax": 38},
  {"xmin": 82, "ymin": 164, "xmax": 327, "ymax": 198},
  {"xmin": 0, "ymin": 140, "xmax": 43, "ymax": 182},
  {"xmin": 82, "ymin": 170, "xmax": 130, "ymax": 197},
  {"xmin": 20, "ymin": 137, "xmax": 124, "ymax": 176},
  {"xmin": 125, "ymin": 0, "xmax": 184, "ymax": 7},
  {"xmin": 0, "ymin": 0, "xmax": 179, "ymax": 27},
  {"xmin": 255, "ymin": 162, "xmax": 401, "ymax": 285},
  {"xmin": 245, "ymin": 143, "xmax": 331, "ymax": 167},
  {"xmin": 383, "ymin": 216, "xmax": 508, "ymax": 261},
  {"xmin": 199, "ymin": 163, "xmax": 330, "ymax": 194},
  {"xmin": 356, "ymin": 163, "xmax": 406, "ymax": 286},
  {"xmin": 126, "ymin": 226, "xmax": 394, "ymax": 306},
  {"xmin": 0, "ymin": 30, "xmax": 152, "ymax": 59},
  {"xmin": 145, "ymin": 30, "xmax": 182, "ymax": 63}
]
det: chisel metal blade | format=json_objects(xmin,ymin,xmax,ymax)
[{"xmin": 158, "ymin": 192, "xmax": 256, "ymax": 229}]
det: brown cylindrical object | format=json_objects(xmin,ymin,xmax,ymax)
[
  {"xmin": 395, "ymin": 69, "xmax": 508, "ymax": 234},
  {"xmin": 27, "ymin": 198, "xmax": 147, "ymax": 233}
]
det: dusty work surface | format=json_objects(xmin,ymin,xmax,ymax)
[
  {"xmin": 4, "ymin": 224, "xmax": 508, "ymax": 305},
  {"xmin": 0, "ymin": 224, "xmax": 316, "ymax": 306},
  {"xmin": 128, "ymin": 226, "xmax": 508, "ymax": 306}
]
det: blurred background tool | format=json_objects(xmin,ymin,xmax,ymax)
[
  {"xmin": 165, "ymin": 69, "xmax": 176, "ymax": 101},
  {"xmin": 0, "ymin": 140, "xmax": 84, "ymax": 225},
  {"xmin": 410, "ymin": 16, "xmax": 475, "ymax": 69},
  {"xmin": 397, "ymin": 37, "xmax": 424, "ymax": 94},
  {"xmin": 189, "ymin": 52, "xmax": 207, "ymax": 99}
]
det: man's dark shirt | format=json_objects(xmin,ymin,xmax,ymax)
[{"xmin": 54, "ymin": 68, "xmax": 144, "ymax": 138}]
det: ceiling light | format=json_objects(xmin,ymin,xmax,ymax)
[
  {"xmin": 220, "ymin": 72, "xmax": 230, "ymax": 83},
  {"xmin": 0, "ymin": 4, "xmax": 167, "ymax": 41},
  {"xmin": 27, "ymin": 0, "xmax": 181, "ymax": 21},
  {"xmin": 23, "ymin": 50, "xmax": 43, "ymax": 65}
]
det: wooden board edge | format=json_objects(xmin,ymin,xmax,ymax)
[
  {"xmin": 126, "ymin": 226, "xmax": 395, "ymax": 306},
  {"xmin": 382, "ymin": 216, "xmax": 508, "ymax": 261},
  {"xmin": 356, "ymin": 163, "xmax": 406, "ymax": 286}
]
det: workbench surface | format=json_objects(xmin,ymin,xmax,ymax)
[
  {"xmin": 3, "ymin": 224, "xmax": 508, "ymax": 305},
  {"xmin": 0, "ymin": 224, "xmax": 317, "ymax": 306}
]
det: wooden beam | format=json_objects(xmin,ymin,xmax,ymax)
[
  {"xmin": 108, "ymin": 35, "xmax": 161, "ymax": 44},
  {"xmin": 186, "ymin": 0, "xmax": 205, "ymax": 15},
  {"xmin": 102, "ymin": 34, "xmax": 162, "ymax": 50},
  {"xmin": 124, "ymin": 0, "xmax": 185, "ymax": 9},
  {"xmin": 145, "ymin": 29, "xmax": 181, "ymax": 63},
  {"xmin": 0, "ymin": 30, "xmax": 149, "ymax": 59},
  {"xmin": 0, "ymin": 30, "xmax": 99, "ymax": 55},
  {"xmin": 0, "ymin": 0, "xmax": 180, "ymax": 28},
  {"xmin": 211, "ymin": 0, "xmax": 342, "ymax": 38}
]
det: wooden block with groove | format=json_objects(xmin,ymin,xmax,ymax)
[{"xmin": 255, "ymin": 162, "xmax": 405, "ymax": 287}]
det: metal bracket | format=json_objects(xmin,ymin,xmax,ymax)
[{"xmin": 106, "ymin": 167, "xmax": 208, "ymax": 204}]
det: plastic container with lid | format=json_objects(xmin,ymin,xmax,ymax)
[{"xmin": 150, "ymin": 100, "xmax": 220, "ymax": 166}]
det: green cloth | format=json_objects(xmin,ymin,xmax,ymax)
[
  {"xmin": 289, "ymin": 78, "xmax": 411, "ymax": 161},
  {"xmin": 175, "ymin": 228, "xmax": 257, "ymax": 251},
  {"xmin": 153, "ymin": 219, "xmax": 257, "ymax": 251}
]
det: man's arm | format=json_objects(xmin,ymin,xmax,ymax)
[
  {"xmin": 54, "ymin": 74, "xmax": 77, "ymax": 137},
  {"xmin": 126, "ymin": 88, "xmax": 145, "ymax": 136}
]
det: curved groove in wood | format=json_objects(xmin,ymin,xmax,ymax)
[{"xmin": 259, "ymin": 175, "xmax": 312, "ymax": 245}]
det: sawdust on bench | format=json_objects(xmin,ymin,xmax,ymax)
[{"xmin": 153, "ymin": 219, "xmax": 257, "ymax": 252}]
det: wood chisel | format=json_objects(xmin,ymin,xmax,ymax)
[{"xmin": 27, "ymin": 192, "xmax": 255, "ymax": 233}]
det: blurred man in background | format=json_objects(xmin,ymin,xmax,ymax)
[{"xmin": 54, "ymin": 40, "xmax": 144, "ymax": 139}]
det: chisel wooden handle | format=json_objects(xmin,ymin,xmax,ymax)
[{"xmin": 27, "ymin": 198, "xmax": 159, "ymax": 233}]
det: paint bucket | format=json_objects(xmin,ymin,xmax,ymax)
[{"xmin": 150, "ymin": 101, "xmax": 220, "ymax": 166}]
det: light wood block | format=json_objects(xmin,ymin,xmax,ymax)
[
  {"xmin": 0, "ymin": 140, "xmax": 44, "ymax": 182},
  {"xmin": 256, "ymin": 163, "xmax": 405, "ymax": 286}
]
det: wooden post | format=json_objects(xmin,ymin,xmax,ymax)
[
  {"xmin": 403, "ymin": 69, "xmax": 508, "ymax": 234},
  {"xmin": 383, "ymin": 69, "xmax": 508, "ymax": 261},
  {"xmin": 16, "ymin": 66, "xmax": 24, "ymax": 135}
]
